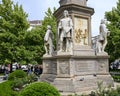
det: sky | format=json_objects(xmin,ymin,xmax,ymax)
[{"xmin": 12, "ymin": 0, "xmax": 118, "ymax": 36}]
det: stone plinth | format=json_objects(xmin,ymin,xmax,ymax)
[
  {"xmin": 52, "ymin": 54, "xmax": 113, "ymax": 95},
  {"xmin": 40, "ymin": 55, "xmax": 57, "ymax": 83},
  {"xmin": 40, "ymin": 54, "xmax": 113, "ymax": 95}
]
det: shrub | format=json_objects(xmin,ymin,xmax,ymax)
[
  {"xmin": 117, "ymin": 86, "xmax": 120, "ymax": 94},
  {"xmin": 107, "ymin": 89, "xmax": 119, "ymax": 96},
  {"xmin": 11, "ymin": 73, "xmax": 38, "ymax": 90},
  {"xmin": 112, "ymin": 75, "xmax": 120, "ymax": 82},
  {"xmin": 11, "ymin": 78, "xmax": 28, "ymax": 90},
  {"xmin": 0, "ymin": 81, "xmax": 18, "ymax": 96},
  {"xmin": 19, "ymin": 82, "xmax": 60, "ymax": 96},
  {"xmin": 9, "ymin": 71, "xmax": 38, "ymax": 91},
  {"xmin": 88, "ymin": 82, "xmax": 120, "ymax": 96},
  {"xmin": 27, "ymin": 73, "xmax": 38, "ymax": 83},
  {"xmin": 8, "ymin": 70, "xmax": 27, "ymax": 80}
]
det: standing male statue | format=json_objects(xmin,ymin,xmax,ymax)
[
  {"xmin": 44, "ymin": 25, "xmax": 54, "ymax": 55},
  {"xmin": 97, "ymin": 19, "xmax": 109, "ymax": 53},
  {"xmin": 58, "ymin": 10, "xmax": 73, "ymax": 52}
]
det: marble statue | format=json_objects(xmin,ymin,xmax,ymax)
[
  {"xmin": 44, "ymin": 25, "xmax": 54, "ymax": 55},
  {"xmin": 58, "ymin": 10, "xmax": 73, "ymax": 52},
  {"xmin": 97, "ymin": 19, "xmax": 109, "ymax": 53}
]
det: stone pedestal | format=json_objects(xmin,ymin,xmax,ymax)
[
  {"xmin": 53, "ymin": 54, "xmax": 113, "ymax": 95},
  {"xmin": 40, "ymin": 54, "xmax": 113, "ymax": 95},
  {"xmin": 40, "ymin": 56, "xmax": 57, "ymax": 83}
]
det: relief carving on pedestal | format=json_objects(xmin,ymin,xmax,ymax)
[
  {"xmin": 45, "ymin": 60, "xmax": 51, "ymax": 67},
  {"xmin": 98, "ymin": 60, "xmax": 106, "ymax": 72},
  {"xmin": 44, "ymin": 60, "xmax": 57, "ymax": 74},
  {"xmin": 59, "ymin": 60, "xmax": 69, "ymax": 74},
  {"xmin": 74, "ymin": 17, "xmax": 88, "ymax": 45}
]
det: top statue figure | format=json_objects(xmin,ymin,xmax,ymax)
[{"xmin": 58, "ymin": 10, "xmax": 73, "ymax": 52}]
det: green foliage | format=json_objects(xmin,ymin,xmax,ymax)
[
  {"xmin": 0, "ymin": 0, "xmax": 56, "ymax": 64},
  {"xmin": 27, "ymin": 73, "xmax": 38, "ymax": 83},
  {"xmin": 105, "ymin": 0, "xmax": 120, "ymax": 62},
  {"xmin": 95, "ymin": 81, "xmax": 106, "ymax": 96},
  {"xmin": 89, "ymin": 82, "xmax": 120, "ymax": 96},
  {"xmin": 112, "ymin": 75, "xmax": 120, "ymax": 82},
  {"xmin": 110, "ymin": 69, "xmax": 120, "ymax": 72},
  {"xmin": 8, "ymin": 70, "xmax": 27, "ymax": 80},
  {"xmin": 25, "ymin": 27, "xmax": 44, "ymax": 64},
  {"xmin": 117, "ymin": 86, "xmax": 120, "ymax": 94},
  {"xmin": 11, "ymin": 78, "xmax": 27, "ymax": 90},
  {"xmin": 19, "ymin": 82, "xmax": 60, "ymax": 96},
  {"xmin": 0, "ymin": 81, "xmax": 18, "ymax": 96},
  {"xmin": 0, "ymin": 0, "xmax": 29, "ymax": 65},
  {"xmin": 8, "ymin": 70, "xmax": 38, "ymax": 91}
]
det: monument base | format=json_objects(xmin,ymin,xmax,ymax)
[
  {"xmin": 52, "ymin": 54, "xmax": 113, "ymax": 95},
  {"xmin": 40, "ymin": 52, "xmax": 113, "ymax": 96},
  {"xmin": 53, "ymin": 75, "xmax": 113, "ymax": 96}
]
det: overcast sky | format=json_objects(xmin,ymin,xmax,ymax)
[{"xmin": 12, "ymin": 0, "xmax": 117, "ymax": 36}]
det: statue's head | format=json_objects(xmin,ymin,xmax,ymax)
[
  {"xmin": 63, "ymin": 10, "xmax": 69, "ymax": 17},
  {"xmin": 101, "ymin": 19, "xmax": 105, "ymax": 24},
  {"xmin": 47, "ymin": 25, "xmax": 51, "ymax": 29}
]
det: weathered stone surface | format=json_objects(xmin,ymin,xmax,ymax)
[
  {"xmin": 40, "ymin": 56, "xmax": 57, "ymax": 83},
  {"xmin": 52, "ymin": 56, "xmax": 113, "ymax": 95},
  {"xmin": 40, "ymin": 0, "xmax": 113, "ymax": 95}
]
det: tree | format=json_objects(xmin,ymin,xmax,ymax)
[
  {"xmin": 105, "ymin": 0, "xmax": 120, "ymax": 62},
  {"xmin": 0, "ymin": 0, "xmax": 29, "ymax": 65},
  {"xmin": 24, "ymin": 27, "xmax": 44, "ymax": 64},
  {"xmin": 0, "ymin": 0, "xmax": 57, "ymax": 66}
]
